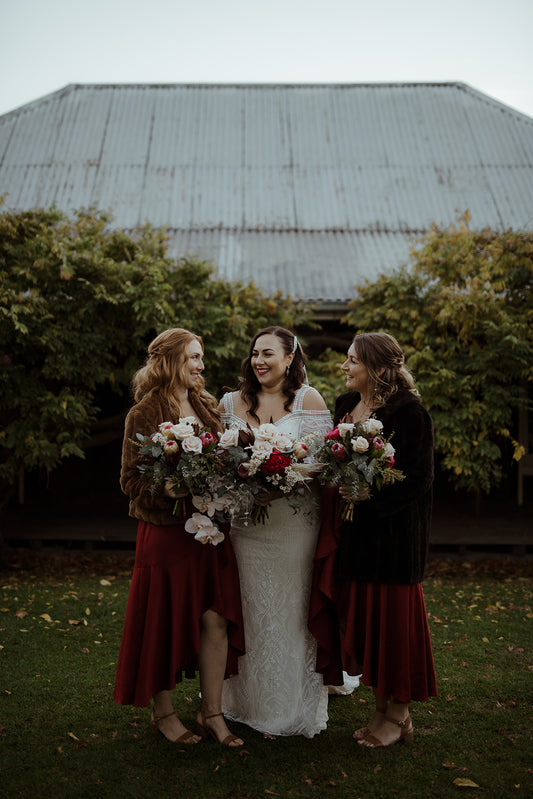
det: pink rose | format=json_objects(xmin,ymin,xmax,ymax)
[
  {"xmin": 331, "ymin": 442, "xmax": 348, "ymax": 461},
  {"xmin": 200, "ymin": 430, "xmax": 218, "ymax": 448}
]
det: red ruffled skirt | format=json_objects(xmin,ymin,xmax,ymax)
[
  {"xmin": 309, "ymin": 489, "xmax": 437, "ymax": 703},
  {"xmin": 114, "ymin": 521, "xmax": 245, "ymax": 707}
]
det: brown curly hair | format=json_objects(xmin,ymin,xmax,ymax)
[
  {"xmin": 352, "ymin": 332, "xmax": 419, "ymax": 408},
  {"xmin": 131, "ymin": 328, "xmax": 222, "ymax": 433},
  {"xmin": 239, "ymin": 326, "xmax": 307, "ymax": 423}
]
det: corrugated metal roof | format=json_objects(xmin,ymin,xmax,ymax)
[{"xmin": 1, "ymin": 83, "xmax": 532, "ymax": 303}]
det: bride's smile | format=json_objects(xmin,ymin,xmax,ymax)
[{"xmin": 251, "ymin": 333, "xmax": 294, "ymax": 388}]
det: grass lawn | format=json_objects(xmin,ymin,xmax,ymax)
[{"xmin": 1, "ymin": 550, "xmax": 531, "ymax": 799}]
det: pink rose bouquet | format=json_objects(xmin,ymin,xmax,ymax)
[{"xmin": 314, "ymin": 417, "xmax": 404, "ymax": 521}]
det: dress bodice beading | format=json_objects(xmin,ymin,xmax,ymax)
[{"xmin": 220, "ymin": 386, "xmax": 332, "ymax": 439}]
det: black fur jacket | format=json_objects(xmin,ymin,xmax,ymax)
[{"xmin": 333, "ymin": 388, "xmax": 434, "ymax": 584}]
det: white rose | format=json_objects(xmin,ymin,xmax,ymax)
[
  {"xmin": 171, "ymin": 421, "xmax": 196, "ymax": 440},
  {"xmin": 218, "ymin": 428, "xmax": 240, "ymax": 448},
  {"xmin": 382, "ymin": 442, "xmax": 395, "ymax": 458},
  {"xmin": 179, "ymin": 416, "xmax": 197, "ymax": 426},
  {"xmin": 181, "ymin": 435, "xmax": 203, "ymax": 454},
  {"xmin": 352, "ymin": 436, "xmax": 370, "ymax": 453},
  {"xmin": 338, "ymin": 422, "xmax": 355, "ymax": 436},
  {"xmin": 272, "ymin": 433, "xmax": 294, "ymax": 452},
  {"xmin": 185, "ymin": 512, "xmax": 224, "ymax": 545},
  {"xmin": 255, "ymin": 423, "xmax": 278, "ymax": 442},
  {"xmin": 361, "ymin": 418, "xmax": 384, "ymax": 436},
  {"xmin": 251, "ymin": 439, "xmax": 273, "ymax": 458}
]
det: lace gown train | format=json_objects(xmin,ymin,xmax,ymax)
[{"xmin": 220, "ymin": 387, "xmax": 332, "ymax": 737}]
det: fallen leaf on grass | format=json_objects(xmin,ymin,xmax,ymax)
[
  {"xmin": 442, "ymin": 761, "xmax": 456, "ymax": 769},
  {"xmin": 452, "ymin": 777, "xmax": 480, "ymax": 788},
  {"xmin": 100, "ymin": 579, "xmax": 112, "ymax": 586},
  {"xmin": 68, "ymin": 732, "xmax": 80, "ymax": 741},
  {"xmin": 14, "ymin": 610, "xmax": 27, "ymax": 618},
  {"xmin": 40, "ymin": 613, "xmax": 53, "ymax": 622},
  {"xmin": 373, "ymin": 765, "xmax": 381, "ymax": 775}
]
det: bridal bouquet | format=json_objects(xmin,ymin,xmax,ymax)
[
  {"xmin": 219, "ymin": 422, "xmax": 321, "ymax": 524},
  {"xmin": 314, "ymin": 417, "xmax": 405, "ymax": 521},
  {"xmin": 134, "ymin": 418, "xmax": 235, "ymax": 545}
]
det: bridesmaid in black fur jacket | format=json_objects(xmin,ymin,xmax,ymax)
[{"xmin": 312, "ymin": 332, "xmax": 437, "ymax": 748}]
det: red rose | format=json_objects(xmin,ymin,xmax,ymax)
[
  {"xmin": 262, "ymin": 451, "xmax": 292, "ymax": 476},
  {"xmin": 200, "ymin": 430, "xmax": 218, "ymax": 448},
  {"xmin": 331, "ymin": 442, "xmax": 348, "ymax": 462},
  {"xmin": 325, "ymin": 427, "xmax": 341, "ymax": 441},
  {"xmin": 388, "ymin": 456, "xmax": 395, "ymax": 467}
]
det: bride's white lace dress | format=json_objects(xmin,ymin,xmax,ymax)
[{"xmin": 221, "ymin": 385, "xmax": 332, "ymax": 737}]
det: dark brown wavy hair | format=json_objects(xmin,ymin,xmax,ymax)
[
  {"xmin": 131, "ymin": 328, "xmax": 222, "ymax": 433},
  {"xmin": 352, "ymin": 332, "xmax": 419, "ymax": 408},
  {"xmin": 239, "ymin": 326, "xmax": 307, "ymax": 423}
]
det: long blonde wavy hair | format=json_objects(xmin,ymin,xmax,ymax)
[{"xmin": 131, "ymin": 328, "xmax": 222, "ymax": 432}]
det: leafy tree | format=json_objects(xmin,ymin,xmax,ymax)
[
  {"xmin": 0, "ymin": 206, "xmax": 313, "ymax": 509},
  {"xmin": 341, "ymin": 214, "xmax": 533, "ymax": 495}
]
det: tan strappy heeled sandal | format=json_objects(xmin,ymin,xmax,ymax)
[
  {"xmin": 358, "ymin": 714, "xmax": 414, "ymax": 748},
  {"xmin": 150, "ymin": 710, "xmax": 200, "ymax": 744},
  {"xmin": 195, "ymin": 711, "xmax": 244, "ymax": 748}
]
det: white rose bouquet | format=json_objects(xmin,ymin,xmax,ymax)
[{"xmin": 313, "ymin": 417, "xmax": 405, "ymax": 521}]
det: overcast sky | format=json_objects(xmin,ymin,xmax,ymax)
[{"xmin": 1, "ymin": 0, "xmax": 532, "ymax": 118}]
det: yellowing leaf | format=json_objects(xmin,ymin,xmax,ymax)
[
  {"xmin": 452, "ymin": 777, "xmax": 480, "ymax": 788},
  {"xmin": 40, "ymin": 613, "xmax": 53, "ymax": 622},
  {"xmin": 85, "ymin": 607, "xmax": 91, "ymax": 616},
  {"xmin": 100, "ymin": 579, "xmax": 111, "ymax": 586},
  {"xmin": 15, "ymin": 609, "xmax": 28, "ymax": 618},
  {"xmin": 68, "ymin": 732, "xmax": 80, "ymax": 741}
]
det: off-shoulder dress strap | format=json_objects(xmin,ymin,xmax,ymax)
[{"xmin": 292, "ymin": 385, "xmax": 311, "ymax": 412}]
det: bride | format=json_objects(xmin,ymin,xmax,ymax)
[{"xmin": 220, "ymin": 326, "xmax": 333, "ymax": 737}]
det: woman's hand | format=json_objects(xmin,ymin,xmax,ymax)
[
  {"xmin": 339, "ymin": 484, "xmax": 370, "ymax": 502},
  {"xmin": 164, "ymin": 480, "xmax": 189, "ymax": 499},
  {"xmin": 255, "ymin": 488, "xmax": 283, "ymax": 506}
]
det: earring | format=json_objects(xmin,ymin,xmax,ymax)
[{"xmin": 286, "ymin": 365, "xmax": 291, "ymax": 376}]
